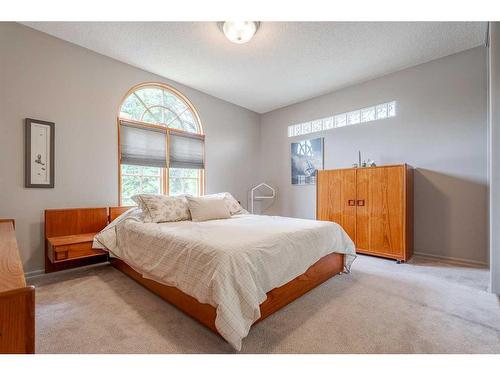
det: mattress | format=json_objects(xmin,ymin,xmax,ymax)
[{"xmin": 93, "ymin": 209, "xmax": 356, "ymax": 350}]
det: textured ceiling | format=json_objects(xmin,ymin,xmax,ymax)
[{"xmin": 22, "ymin": 22, "xmax": 487, "ymax": 113}]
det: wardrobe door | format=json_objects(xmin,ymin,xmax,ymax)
[
  {"xmin": 317, "ymin": 169, "xmax": 356, "ymax": 241},
  {"xmin": 340, "ymin": 169, "xmax": 357, "ymax": 241},
  {"xmin": 356, "ymin": 166, "xmax": 404, "ymax": 258}
]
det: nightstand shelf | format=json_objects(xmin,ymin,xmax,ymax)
[
  {"xmin": 45, "ymin": 207, "xmax": 109, "ymax": 273},
  {"xmin": 47, "ymin": 232, "xmax": 106, "ymax": 263}
]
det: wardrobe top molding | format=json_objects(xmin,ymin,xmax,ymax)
[{"xmin": 322, "ymin": 163, "xmax": 413, "ymax": 172}]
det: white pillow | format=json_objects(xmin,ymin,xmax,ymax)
[
  {"xmin": 132, "ymin": 194, "xmax": 190, "ymax": 223},
  {"xmin": 203, "ymin": 192, "xmax": 249, "ymax": 215},
  {"xmin": 186, "ymin": 196, "xmax": 231, "ymax": 222}
]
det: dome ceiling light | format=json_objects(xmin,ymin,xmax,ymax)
[{"xmin": 218, "ymin": 21, "xmax": 260, "ymax": 44}]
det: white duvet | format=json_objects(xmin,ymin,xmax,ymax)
[{"xmin": 93, "ymin": 209, "xmax": 356, "ymax": 350}]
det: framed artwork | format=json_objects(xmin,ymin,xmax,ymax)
[
  {"xmin": 291, "ymin": 137, "xmax": 324, "ymax": 185},
  {"xmin": 25, "ymin": 118, "xmax": 55, "ymax": 188}
]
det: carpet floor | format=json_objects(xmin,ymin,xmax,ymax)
[{"xmin": 30, "ymin": 255, "xmax": 500, "ymax": 353}]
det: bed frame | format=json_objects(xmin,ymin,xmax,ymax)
[{"xmin": 108, "ymin": 206, "xmax": 345, "ymax": 337}]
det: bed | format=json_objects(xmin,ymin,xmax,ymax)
[{"xmin": 94, "ymin": 206, "xmax": 356, "ymax": 350}]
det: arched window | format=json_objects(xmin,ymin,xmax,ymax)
[{"xmin": 118, "ymin": 83, "xmax": 204, "ymax": 205}]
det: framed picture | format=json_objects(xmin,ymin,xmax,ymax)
[
  {"xmin": 25, "ymin": 118, "xmax": 55, "ymax": 188},
  {"xmin": 291, "ymin": 137, "xmax": 324, "ymax": 185}
]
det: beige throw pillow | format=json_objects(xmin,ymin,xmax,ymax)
[
  {"xmin": 132, "ymin": 194, "xmax": 191, "ymax": 223},
  {"xmin": 186, "ymin": 196, "xmax": 231, "ymax": 222},
  {"xmin": 203, "ymin": 192, "xmax": 249, "ymax": 215}
]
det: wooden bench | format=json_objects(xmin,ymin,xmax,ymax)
[{"xmin": 0, "ymin": 219, "xmax": 35, "ymax": 354}]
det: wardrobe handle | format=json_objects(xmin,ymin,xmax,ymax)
[
  {"xmin": 357, "ymin": 200, "xmax": 365, "ymax": 206},
  {"xmin": 348, "ymin": 199, "xmax": 356, "ymax": 206}
]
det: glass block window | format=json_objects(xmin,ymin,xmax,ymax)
[
  {"xmin": 287, "ymin": 101, "xmax": 396, "ymax": 137},
  {"xmin": 361, "ymin": 107, "xmax": 376, "ymax": 122},
  {"xmin": 293, "ymin": 124, "xmax": 302, "ymax": 136},
  {"xmin": 347, "ymin": 111, "xmax": 361, "ymax": 125},
  {"xmin": 335, "ymin": 114, "xmax": 347, "ymax": 128},
  {"xmin": 388, "ymin": 101, "xmax": 396, "ymax": 117},
  {"xmin": 376, "ymin": 103, "xmax": 388, "ymax": 119},
  {"xmin": 322, "ymin": 117, "xmax": 334, "ymax": 130},
  {"xmin": 311, "ymin": 120, "xmax": 323, "ymax": 133},
  {"xmin": 302, "ymin": 122, "xmax": 312, "ymax": 134}
]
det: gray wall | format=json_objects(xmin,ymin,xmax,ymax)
[
  {"xmin": 259, "ymin": 47, "xmax": 488, "ymax": 265},
  {"xmin": 0, "ymin": 23, "xmax": 261, "ymax": 273},
  {"xmin": 489, "ymin": 22, "xmax": 500, "ymax": 293},
  {"xmin": 0, "ymin": 22, "xmax": 490, "ymax": 271}
]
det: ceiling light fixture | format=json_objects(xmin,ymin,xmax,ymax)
[{"xmin": 218, "ymin": 21, "xmax": 260, "ymax": 44}]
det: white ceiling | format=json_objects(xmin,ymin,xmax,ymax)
[{"xmin": 22, "ymin": 22, "xmax": 487, "ymax": 114}]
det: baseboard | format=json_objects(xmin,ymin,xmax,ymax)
[
  {"xmin": 24, "ymin": 269, "xmax": 45, "ymax": 278},
  {"xmin": 25, "ymin": 261, "xmax": 110, "ymax": 280},
  {"xmin": 413, "ymin": 251, "xmax": 488, "ymax": 267}
]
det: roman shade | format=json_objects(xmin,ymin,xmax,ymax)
[
  {"xmin": 120, "ymin": 121, "xmax": 167, "ymax": 168},
  {"xmin": 169, "ymin": 130, "xmax": 205, "ymax": 169},
  {"xmin": 120, "ymin": 120, "xmax": 205, "ymax": 169}
]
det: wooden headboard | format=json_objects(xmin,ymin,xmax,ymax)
[
  {"xmin": 44, "ymin": 206, "xmax": 135, "ymax": 236},
  {"xmin": 45, "ymin": 207, "xmax": 108, "ymax": 238},
  {"xmin": 109, "ymin": 206, "xmax": 135, "ymax": 222},
  {"xmin": 43, "ymin": 206, "xmax": 135, "ymax": 273}
]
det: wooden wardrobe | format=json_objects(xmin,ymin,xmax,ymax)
[{"xmin": 317, "ymin": 164, "xmax": 413, "ymax": 262}]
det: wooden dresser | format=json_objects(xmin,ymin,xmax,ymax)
[
  {"xmin": 317, "ymin": 164, "xmax": 413, "ymax": 262},
  {"xmin": 0, "ymin": 219, "xmax": 35, "ymax": 354}
]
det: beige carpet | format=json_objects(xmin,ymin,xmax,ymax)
[{"xmin": 29, "ymin": 255, "xmax": 500, "ymax": 353}]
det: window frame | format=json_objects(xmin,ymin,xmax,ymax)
[
  {"xmin": 120, "ymin": 164, "xmax": 163, "ymax": 206},
  {"xmin": 117, "ymin": 82, "xmax": 205, "ymax": 206}
]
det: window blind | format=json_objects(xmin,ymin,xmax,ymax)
[
  {"xmin": 169, "ymin": 131, "xmax": 205, "ymax": 169},
  {"xmin": 120, "ymin": 121, "xmax": 167, "ymax": 168}
]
